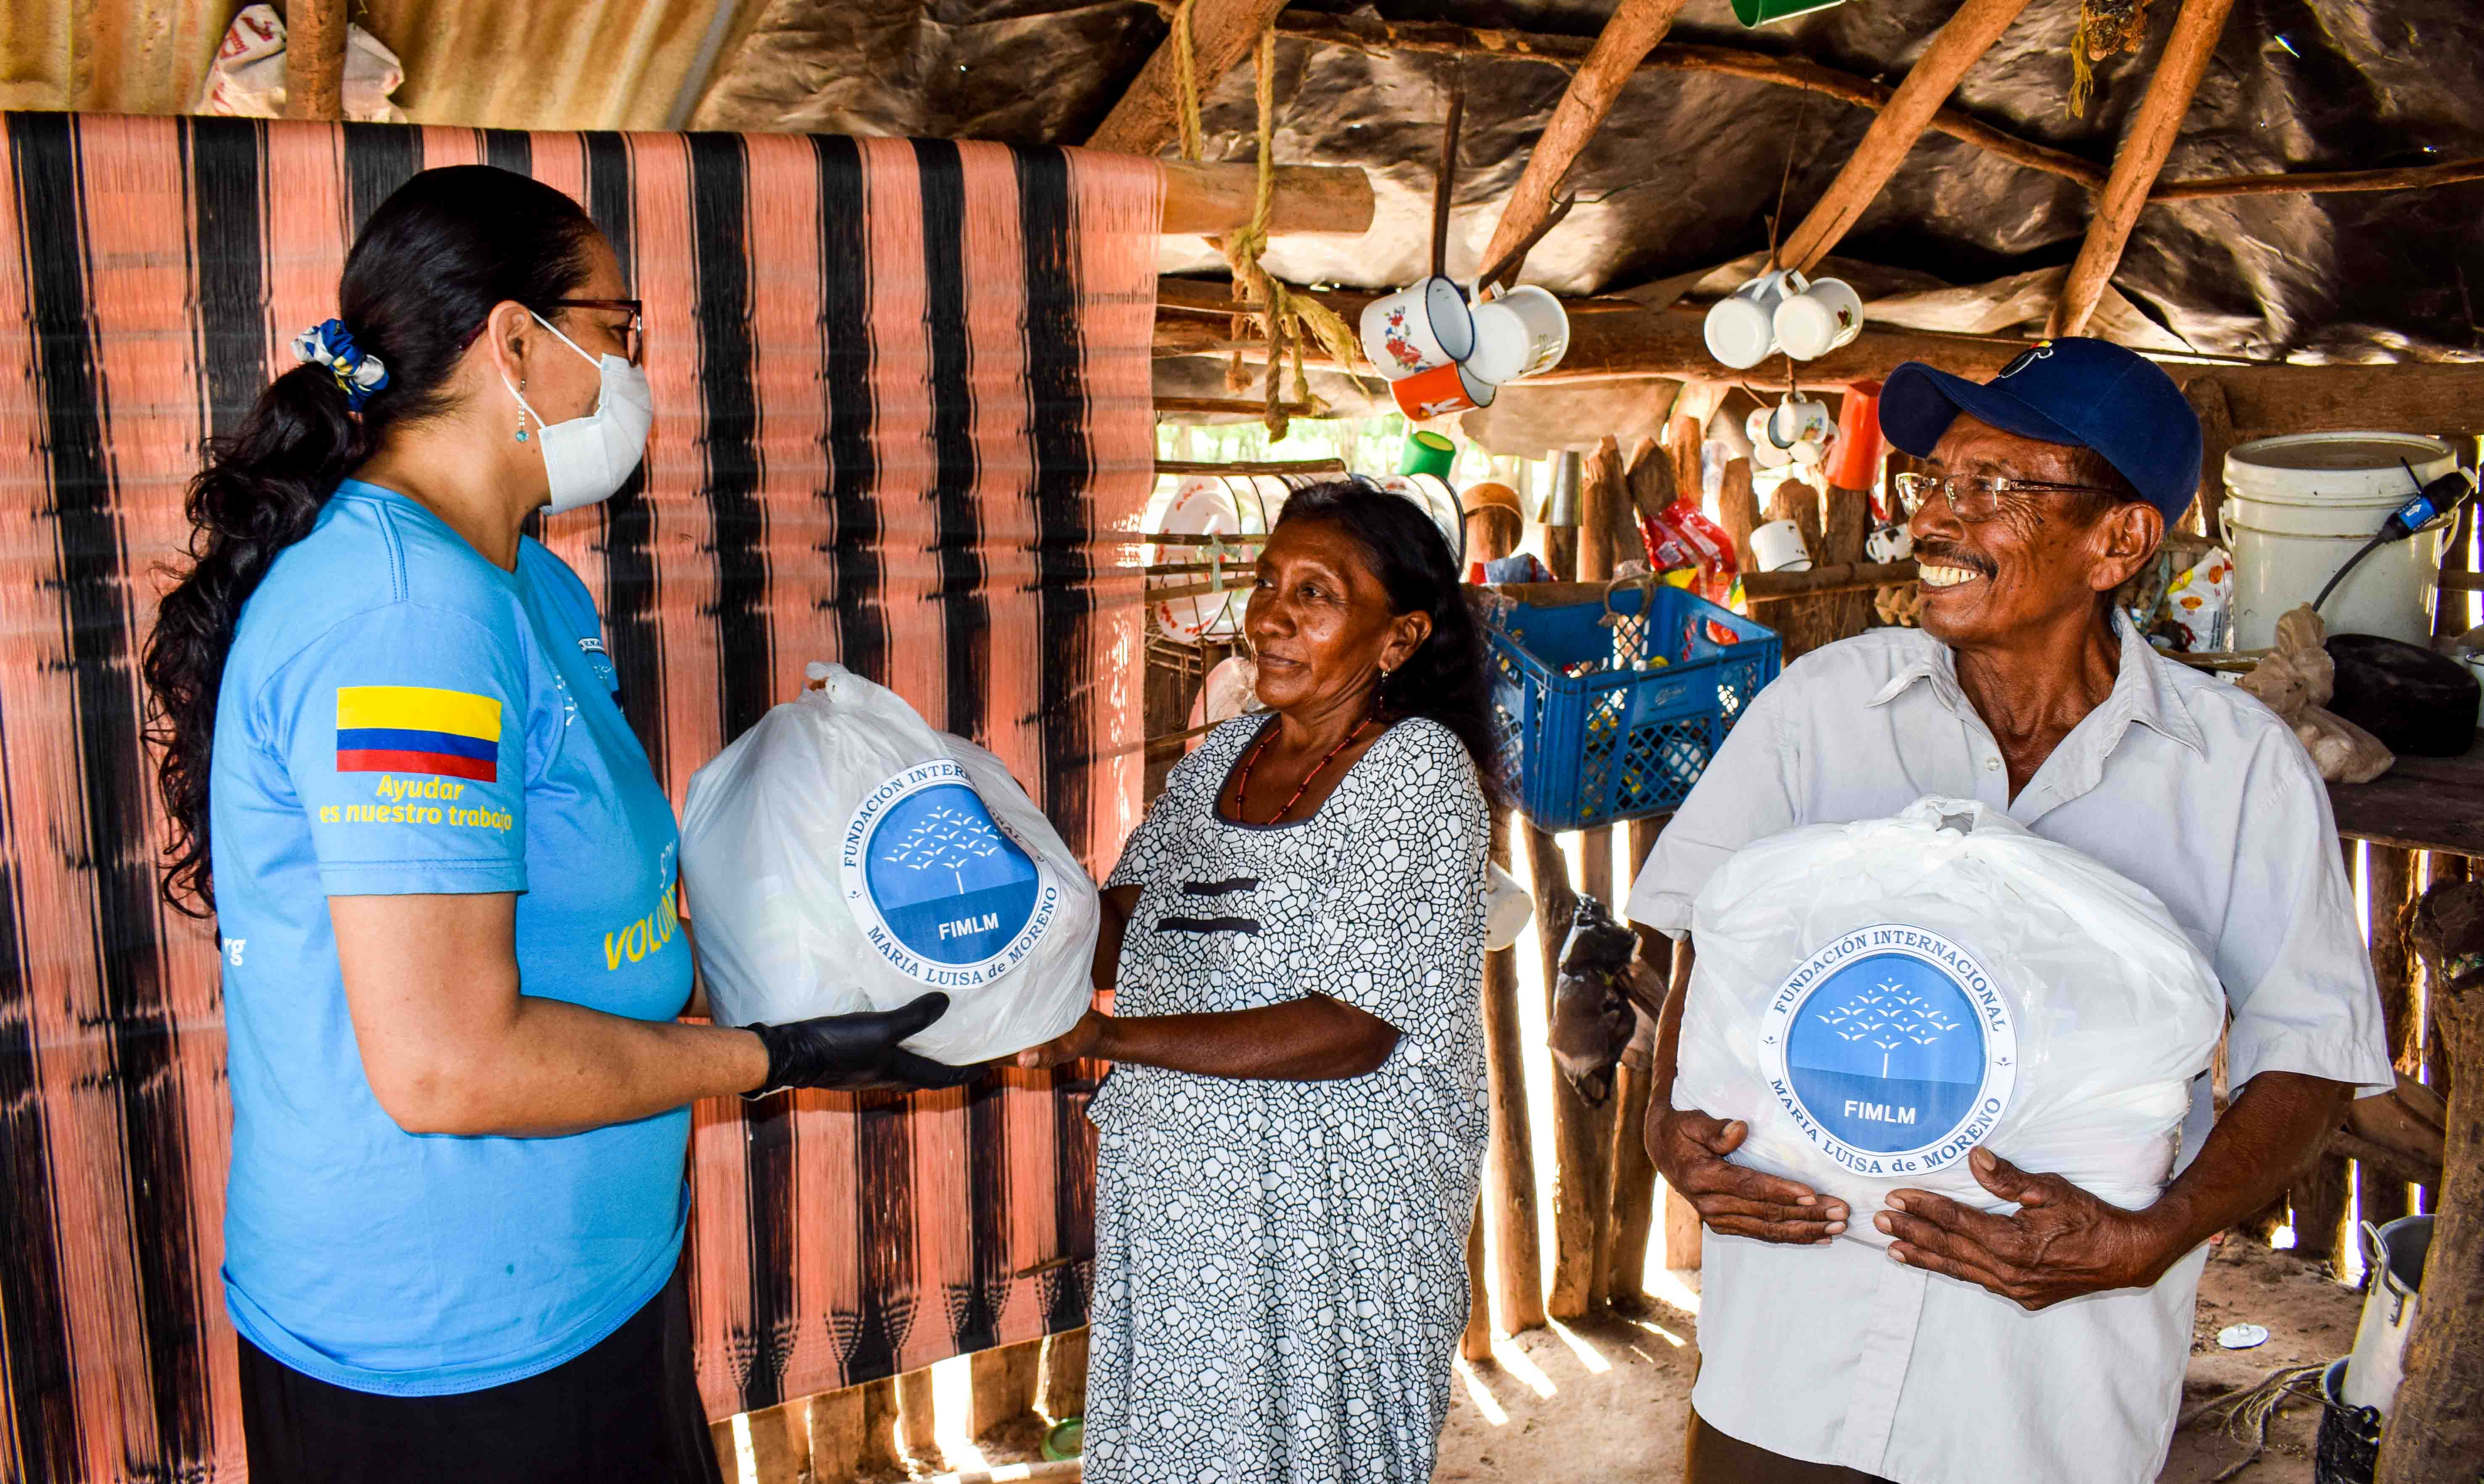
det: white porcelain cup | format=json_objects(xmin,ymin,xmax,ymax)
[
  {"xmin": 1745, "ymin": 406, "xmax": 1794, "ymax": 469},
  {"xmin": 1752, "ymin": 518, "xmax": 1813, "ymax": 573},
  {"xmin": 1704, "ymin": 269, "xmax": 1805, "ymax": 370},
  {"xmin": 1866, "ymin": 521, "xmax": 1914, "ymax": 564},
  {"xmin": 1361, "ymin": 276, "xmax": 1475, "ymax": 381},
  {"xmin": 1763, "ymin": 393, "xmax": 1833, "ymax": 450},
  {"xmin": 1774, "ymin": 276, "xmax": 1866, "ymax": 360},
  {"xmin": 1466, "ymin": 286, "xmax": 1571, "ymax": 383}
]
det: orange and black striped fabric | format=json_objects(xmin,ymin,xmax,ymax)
[{"xmin": 0, "ymin": 111, "xmax": 1157, "ymax": 1481}]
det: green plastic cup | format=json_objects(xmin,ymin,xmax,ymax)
[
  {"xmin": 1399, "ymin": 429, "xmax": 1456, "ymax": 478},
  {"xmin": 1731, "ymin": 0, "xmax": 1845, "ymax": 24}
]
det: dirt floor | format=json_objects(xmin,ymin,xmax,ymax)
[{"xmin": 1432, "ymin": 1237, "xmax": 2367, "ymax": 1484}]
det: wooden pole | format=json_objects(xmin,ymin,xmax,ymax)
[
  {"xmin": 2377, "ymin": 905, "xmax": 2484, "ymax": 1481},
  {"xmin": 1482, "ymin": 811, "xmax": 1548, "ymax": 1333},
  {"xmin": 2047, "ymin": 0, "xmax": 2241, "ymax": 337},
  {"xmin": 2182, "ymin": 378, "xmax": 2234, "ymax": 542},
  {"xmin": 1600, "ymin": 812, "xmax": 1666, "ymax": 1308},
  {"xmin": 1576, "ymin": 439, "xmax": 1623, "ymax": 1314},
  {"xmin": 809, "ymin": 1376, "xmax": 904, "ymax": 1481},
  {"xmin": 1160, "ymin": 160, "xmax": 1376, "ymax": 237},
  {"xmin": 1089, "ymin": 0, "xmax": 1294, "ymax": 156},
  {"xmin": 1529, "ymin": 819, "xmax": 1611, "ymax": 1319},
  {"xmin": 2153, "ymin": 154, "xmax": 2484, "ymax": 200},
  {"xmin": 896, "ymin": 1365, "xmax": 942, "ymax": 1469},
  {"xmin": 969, "ymin": 1337, "xmax": 1045, "ymax": 1442},
  {"xmin": 1777, "ymin": 0, "xmax": 2038, "ymax": 273},
  {"xmin": 1462, "ymin": 1199, "xmax": 1495, "ymax": 1361},
  {"xmin": 1477, "ymin": 0, "xmax": 1693, "ymax": 277},
  {"xmin": 282, "ymin": 0, "xmax": 346, "ymax": 121},
  {"xmin": 1741, "ymin": 559, "xmax": 1921, "ymax": 600},
  {"xmin": 1038, "ymin": 1326, "xmax": 1089, "ymax": 1422},
  {"xmin": 1716, "ymin": 457, "xmax": 1760, "ymax": 573},
  {"xmin": 1271, "ymin": 11, "xmax": 2105, "ymax": 192},
  {"xmin": 2363, "ymin": 846, "xmax": 2418, "ymax": 1231}
]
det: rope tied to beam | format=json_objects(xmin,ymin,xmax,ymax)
[{"xmin": 1161, "ymin": 3, "xmax": 1362, "ymax": 439}]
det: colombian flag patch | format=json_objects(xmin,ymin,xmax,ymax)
[{"xmin": 335, "ymin": 686, "xmax": 501, "ymax": 782}]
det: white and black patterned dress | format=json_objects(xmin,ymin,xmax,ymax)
[{"xmin": 1083, "ymin": 716, "xmax": 1491, "ymax": 1484}]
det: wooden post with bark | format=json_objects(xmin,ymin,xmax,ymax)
[
  {"xmin": 1482, "ymin": 811, "xmax": 1548, "ymax": 1332},
  {"xmin": 1776, "ymin": 0, "xmax": 2037, "ymax": 272},
  {"xmin": 2363, "ymin": 846, "xmax": 2419, "ymax": 1231},
  {"xmin": 1463, "ymin": 1201, "xmax": 1495, "ymax": 1361},
  {"xmin": 282, "ymin": 0, "xmax": 346, "ymax": 121},
  {"xmin": 1477, "ymin": 0, "xmax": 1693, "ymax": 276},
  {"xmin": 2381, "ymin": 882, "xmax": 2484, "ymax": 1481},
  {"xmin": 1088, "ymin": 0, "xmax": 1293, "ymax": 155},
  {"xmin": 1601, "ymin": 812, "xmax": 1667, "ymax": 1307},
  {"xmin": 2047, "ymin": 0, "xmax": 2241, "ymax": 336}
]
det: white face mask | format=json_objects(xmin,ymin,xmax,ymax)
[{"xmin": 503, "ymin": 310, "xmax": 652, "ymax": 515}]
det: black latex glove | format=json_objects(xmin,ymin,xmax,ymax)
[{"xmin": 744, "ymin": 993, "xmax": 988, "ymax": 1096}]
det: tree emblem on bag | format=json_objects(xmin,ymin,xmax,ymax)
[
  {"xmin": 1818, "ymin": 980, "xmax": 1960, "ymax": 1079},
  {"xmin": 890, "ymin": 806, "xmax": 1009, "ymax": 895}
]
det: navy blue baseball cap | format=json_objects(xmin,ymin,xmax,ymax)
[{"xmin": 1879, "ymin": 337, "xmax": 2202, "ymax": 523}]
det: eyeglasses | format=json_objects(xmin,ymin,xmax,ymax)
[
  {"xmin": 1892, "ymin": 470, "xmax": 2124, "ymax": 523},
  {"xmin": 542, "ymin": 298, "xmax": 644, "ymax": 367}
]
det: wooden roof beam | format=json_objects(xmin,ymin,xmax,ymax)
[
  {"xmin": 1159, "ymin": 161, "xmax": 1374, "ymax": 236},
  {"xmin": 1276, "ymin": 10, "xmax": 2103, "ymax": 192},
  {"xmin": 2049, "ymin": 0, "xmax": 2243, "ymax": 336},
  {"xmin": 1155, "ymin": 278, "xmax": 2484, "ymax": 437},
  {"xmin": 1478, "ymin": 0, "xmax": 1694, "ymax": 278},
  {"xmin": 1776, "ymin": 0, "xmax": 2038, "ymax": 275},
  {"xmin": 1087, "ymin": 0, "xmax": 1293, "ymax": 156}
]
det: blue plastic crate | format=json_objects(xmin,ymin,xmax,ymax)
[{"xmin": 1485, "ymin": 581, "xmax": 1781, "ymax": 832}]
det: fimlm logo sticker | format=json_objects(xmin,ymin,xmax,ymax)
[
  {"xmin": 1757, "ymin": 925, "xmax": 2016, "ymax": 1178},
  {"xmin": 840, "ymin": 760, "xmax": 1060, "ymax": 988}
]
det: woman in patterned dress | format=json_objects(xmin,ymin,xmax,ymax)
[{"xmin": 1020, "ymin": 479, "xmax": 1498, "ymax": 1483}]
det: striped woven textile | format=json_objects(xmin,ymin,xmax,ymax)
[{"xmin": 0, "ymin": 111, "xmax": 1157, "ymax": 1481}]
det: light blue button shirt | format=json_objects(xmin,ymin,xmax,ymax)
[
  {"xmin": 1628, "ymin": 620, "xmax": 2391, "ymax": 1484},
  {"xmin": 211, "ymin": 480, "xmax": 693, "ymax": 1396}
]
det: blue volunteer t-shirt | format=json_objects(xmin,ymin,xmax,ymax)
[{"xmin": 210, "ymin": 478, "xmax": 693, "ymax": 1396}]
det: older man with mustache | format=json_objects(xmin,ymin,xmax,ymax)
[{"xmin": 1627, "ymin": 338, "xmax": 2393, "ymax": 1484}]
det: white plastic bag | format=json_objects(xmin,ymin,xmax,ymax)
[
  {"xmin": 681, "ymin": 663, "xmax": 1101, "ymax": 1064},
  {"xmin": 1673, "ymin": 798, "xmax": 2223, "ymax": 1245}
]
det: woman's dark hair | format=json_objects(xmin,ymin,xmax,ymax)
[
  {"xmin": 1272, "ymin": 478, "xmax": 1505, "ymax": 797},
  {"xmin": 143, "ymin": 166, "xmax": 603, "ymax": 912}
]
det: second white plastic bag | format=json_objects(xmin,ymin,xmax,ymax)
[
  {"xmin": 680, "ymin": 663, "xmax": 1101, "ymax": 1065},
  {"xmin": 1672, "ymin": 797, "xmax": 2224, "ymax": 1245}
]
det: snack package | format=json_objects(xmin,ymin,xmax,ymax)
[
  {"xmin": 680, "ymin": 663, "xmax": 1101, "ymax": 1064},
  {"xmin": 1639, "ymin": 499, "xmax": 1739, "ymax": 606},
  {"xmin": 2156, "ymin": 548, "xmax": 2233, "ymax": 653},
  {"xmin": 1672, "ymin": 798, "xmax": 2224, "ymax": 1245}
]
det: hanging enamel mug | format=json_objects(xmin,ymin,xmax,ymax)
[
  {"xmin": 1704, "ymin": 268, "xmax": 1805, "ymax": 370},
  {"xmin": 1388, "ymin": 360, "xmax": 1497, "ymax": 420},
  {"xmin": 1360, "ymin": 276, "xmax": 1475, "ymax": 381},
  {"xmin": 1465, "ymin": 285, "xmax": 1572, "ymax": 382},
  {"xmin": 1776, "ymin": 276, "xmax": 1866, "ymax": 361}
]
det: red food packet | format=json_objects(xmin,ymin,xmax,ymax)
[{"xmin": 1639, "ymin": 499, "xmax": 1739, "ymax": 606}]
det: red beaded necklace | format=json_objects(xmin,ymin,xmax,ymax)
[{"xmin": 1231, "ymin": 713, "xmax": 1376, "ymax": 826}]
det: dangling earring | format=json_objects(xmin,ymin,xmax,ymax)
[{"xmin": 513, "ymin": 376, "xmax": 530, "ymax": 442}]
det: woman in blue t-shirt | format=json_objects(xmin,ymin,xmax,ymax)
[{"xmin": 141, "ymin": 166, "xmax": 971, "ymax": 1484}]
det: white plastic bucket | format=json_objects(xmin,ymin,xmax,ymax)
[{"xmin": 2221, "ymin": 432, "xmax": 2455, "ymax": 651}]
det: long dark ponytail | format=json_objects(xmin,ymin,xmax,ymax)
[
  {"xmin": 1271, "ymin": 478, "xmax": 1505, "ymax": 798},
  {"xmin": 143, "ymin": 165, "xmax": 602, "ymax": 913}
]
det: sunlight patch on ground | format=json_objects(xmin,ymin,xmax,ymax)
[
  {"xmin": 930, "ymin": 1354, "xmax": 993, "ymax": 1474},
  {"xmin": 1489, "ymin": 1336, "xmax": 1559, "ymax": 1398},
  {"xmin": 1453, "ymin": 1357, "xmax": 1512, "ymax": 1426},
  {"xmin": 1546, "ymin": 1319, "xmax": 1613, "ymax": 1374}
]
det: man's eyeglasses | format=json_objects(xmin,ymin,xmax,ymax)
[
  {"xmin": 542, "ymin": 298, "xmax": 644, "ymax": 367},
  {"xmin": 1892, "ymin": 470, "xmax": 2124, "ymax": 523}
]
